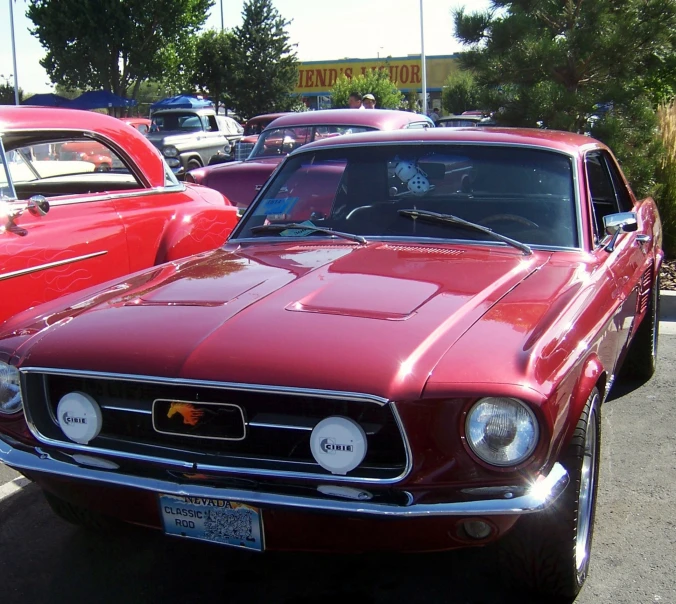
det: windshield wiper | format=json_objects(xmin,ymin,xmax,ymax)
[
  {"xmin": 398, "ymin": 209, "xmax": 532, "ymax": 255},
  {"xmin": 250, "ymin": 223, "xmax": 368, "ymax": 245}
]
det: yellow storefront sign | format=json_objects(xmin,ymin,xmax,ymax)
[{"xmin": 295, "ymin": 55, "xmax": 460, "ymax": 94}]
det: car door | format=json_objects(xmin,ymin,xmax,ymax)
[
  {"xmin": 586, "ymin": 150, "xmax": 649, "ymax": 372},
  {"xmin": 0, "ymin": 137, "xmax": 130, "ymax": 324},
  {"xmin": 197, "ymin": 115, "xmax": 228, "ymax": 164}
]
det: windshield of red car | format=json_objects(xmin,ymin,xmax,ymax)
[
  {"xmin": 249, "ymin": 125, "xmax": 375, "ymax": 159},
  {"xmin": 235, "ymin": 144, "xmax": 578, "ymax": 249}
]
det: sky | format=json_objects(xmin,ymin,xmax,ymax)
[{"xmin": 0, "ymin": 0, "xmax": 492, "ymax": 95}]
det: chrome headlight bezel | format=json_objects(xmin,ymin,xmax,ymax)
[
  {"xmin": 464, "ymin": 397, "xmax": 539, "ymax": 467},
  {"xmin": 0, "ymin": 361, "xmax": 23, "ymax": 415},
  {"xmin": 163, "ymin": 146, "xmax": 179, "ymax": 158}
]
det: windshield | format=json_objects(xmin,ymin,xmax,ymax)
[
  {"xmin": 151, "ymin": 112, "xmax": 205, "ymax": 132},
  {"xmin": 249, "ymin": 125, "xmax": 375, "ymax": 159},
  {"xmin": 0, "ymin": 138, "xmax": 17, "ymax": 200},
  {"xmin": 235, "ymin": 144, "xmax": 578, "ymax": 249}
]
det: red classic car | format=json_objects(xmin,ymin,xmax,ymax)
[
  {"xmin": 119, "ymin": 117, "xmax": 152, "ymax": 135},
  {"xmin": 0, "ymin": 106, "xmax": 239, "ymax": 325},
  {"xmin": 0, "ymin": 127, "xmax": 662, "ymax": 599},
  {"xmin": 232, "ymin": 112, "xmax": 290, "ymax": 161},
  {"xmin": 186, "ymin": 109, "xmax": 434, "ymax": 208}
]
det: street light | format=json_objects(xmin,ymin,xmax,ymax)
[
  {"xmin": 420, "ymin": 0, "xmax": 427, "ymax": 115},
  {"xmin": 9, "ymin": 0, "xmax": 20, "ymax": 104}
]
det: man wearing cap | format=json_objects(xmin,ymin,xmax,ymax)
[
  {"xmin": 348, "ymin": 92, "xmax": 365, "ymax": 109},
  {"xmin": 363, "ymin": 93, "xmax": 376, "ymax": 109}
]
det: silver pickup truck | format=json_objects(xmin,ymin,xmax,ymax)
[{"xmin": 147, "ymin": 109, "xmax": 243, "ymax": 178}]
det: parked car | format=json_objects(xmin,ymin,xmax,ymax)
[
  {"xmin": 186, "ymin": 109, "xmax": 435, "ymax": 209},
  {"xmin": 147, "ymin": 108, "xmax": 243, "ymax": 178},
  {"xmin": 233, "ymin": 112, "xmax": 290, "ymax": 161},
  {"xmin": 120, "ymin": 117, "xmax": 152, "ymax": 134},
  {"xmin": 0, "ymin": 106, "xmax": 239, "ymax": 325},
  {"xmin": 0, "ymin": 127, "xmax": 662, "ymax": 600}
]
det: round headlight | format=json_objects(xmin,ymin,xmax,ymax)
[
  {"xmin": 163, "ymin": 146, "xmax": 178, "ymax": 158},
  {"xmin": 0, "ymin": 362, "xmax": 23, "ymax": 415},
  {"xmin": 465, "ymin": 397, "xmax": 539, "ymax": 466}
]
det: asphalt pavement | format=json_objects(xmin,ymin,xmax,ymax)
[{"xmin": 1, "ymin": 298, "xmax": 676, "ymax": 603}]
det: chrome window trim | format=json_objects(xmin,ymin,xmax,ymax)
[
  {"xmin": 33, "ymin": 184, "xmax": 186, "ymax": 208},
  {"xmin": 0, "ymin": 138, "xmax": 17, "ymax": 199},
  {"xmin": 20, "ymin": 367, "xmax": 412, "ymax": 485}
]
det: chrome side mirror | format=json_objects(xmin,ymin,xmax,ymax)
[
  {"xmin": 603, "ymin": 212, "xmax": 637, "ymax": 252},
  {"xmin": 27, "ymin": 195, "xmax": 50, "ymax": 216}
]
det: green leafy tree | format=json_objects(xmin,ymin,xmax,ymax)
[
  {"xmin": 191, "ymin": 30, "xmax": 237, "ymax": 112},
  {"xmin": 27, "ymin": 0, "xmax": 212, "ymax": 101},
  {"xmin": 229, "ymin": 0, "xmax": 299, "ymax": 119},
  {"xmin": 453, "ymin": 0, "xmax": 676, "ymax": 196},
  {"xmin": 0, "ymin": 76, "xmax": 23, "ymax": 105},
  {"xmin": 441, "ymin": 70, "xmax": 480, "ymax": 115},
  {"xmin": 330, "ymin": 69, "xmax": 404, "ymax": 109}
]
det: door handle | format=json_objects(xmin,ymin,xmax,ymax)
[{"xmin": 636, "ymin": 234, "xmax": 651, "ymax": 248}]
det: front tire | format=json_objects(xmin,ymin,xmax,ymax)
[
  {"xmin": 186, "ymin": 158, "xmax": 202, "ymax": 171},
  {"xmin": 498, "ymin": 388, "xmax": 601, "ymax": 600}
]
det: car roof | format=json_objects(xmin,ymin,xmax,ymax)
[
  {"xmin": 291, "ymin": 126, "xmax": 603, "ymax": 156},
  {"xmin": 247, "ymin": 112, "xmax": 290, "ymax": 124},
  {"xmin": 0, "ymin": 106, "xmax": 166, "ymax": 187},
  {"xmin": 264, "ymin": 109, "xmax": 432, "ymax": 131}
]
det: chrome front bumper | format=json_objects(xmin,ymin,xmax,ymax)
[{"xmin": 0, "ymin": 435, "xmax": 569, "ymax": 518}]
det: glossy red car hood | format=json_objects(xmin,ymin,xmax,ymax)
[
  {"xmin": 193, "ymin": 157, "xmax": 283, "ymax": 208},
  {"xmin": 5, "ymin": 242, "xmax": 568, "ymax": 401}
]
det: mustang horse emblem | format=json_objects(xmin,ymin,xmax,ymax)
[{"xmin": 167, "ymin": 402, "xmax": 204, "ymax": 426}]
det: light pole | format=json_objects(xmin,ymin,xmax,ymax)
[
  {"xmin": 220, "ymin": 0, "xmax": 224, "ymax": 31},
  {"xmin": 420, "ymin": 0, "xmax": 427, "ymax": 115},
  {"xmin": 9, "ymin": 0, "xmax": 20, "ymax": 105}
]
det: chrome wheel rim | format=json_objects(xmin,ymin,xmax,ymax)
[{"xmin": 575, "ymin": 398, "xmax": 598, "ymax": 574}]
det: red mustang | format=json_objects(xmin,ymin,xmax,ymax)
[
  {"xmin": 186, "ymin": 109, "xmax": 434, "ymax": 208},
  {"xmin": 0, "ymin": 127, "xmax": 662, "ymax": 599},
  {"xmin": 0, "ymin": 106, "xmax": 239, "ymax": 325}
]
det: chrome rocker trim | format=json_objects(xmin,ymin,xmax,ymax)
[{"xmin": 0, "ymin": 435, "xmax": 569, "ymax": 518}]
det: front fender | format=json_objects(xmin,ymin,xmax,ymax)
[{"xmin": 153, "ymin": 207, "xmax": 239, "ymax": 265}]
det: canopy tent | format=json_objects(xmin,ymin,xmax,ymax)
[
  {"xmin": 68, "ymin": 90, "xmax": 137, "ymax": 110},
  {"xmin": 22, "ymin": 93, "xmax": 71, "ymax": 107},
  {"xmin": 150, "ymin": 95, "xmax": 213, "ymax": 110}
]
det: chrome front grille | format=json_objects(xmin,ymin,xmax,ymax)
[
  {"xmin": 23, "ymin": 370, "xmax": 409, "ymax": 482},
  {"xmin": 234, "ymin": 142, "xmax": 254, "ymax": 161}
]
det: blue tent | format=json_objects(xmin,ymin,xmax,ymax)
[
  {"xmin": 151, "ymin": 95, "xmax": 213, "ymax": 110},
  {"xmin": 23, "ymin": 93, "xmax": 71, "ymax": 107},
  {"xmin": 68, "ymin": 90, "xmax": 137, "ymax": 110}
]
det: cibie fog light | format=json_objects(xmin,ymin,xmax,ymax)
[
  {"xmin": 0, "ymin": 362, "xmax": 22, "ymax": 414},
  {"xmin": 465, "ymin": 397, "xmax": 539, "ymax": 467},
  {"xmin": 310, "ymin": 416, "xmax": 367, "ymax": 475},
  {"xmin": 163, "ymin": 146, "xmax": 178, "ymax": 158}
]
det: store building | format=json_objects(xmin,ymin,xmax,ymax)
[{"xmin": 295, "ymin": 54, "xmax": 460, "ymax": 110}]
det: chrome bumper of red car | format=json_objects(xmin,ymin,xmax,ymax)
[{"xmin": 0, "ymin": 435, "xmax": 569, "ymax": 517}]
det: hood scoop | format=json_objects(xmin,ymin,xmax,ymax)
[{"xmin": 287, "ymin": 274, "xmax": 439, "ymax": 320}]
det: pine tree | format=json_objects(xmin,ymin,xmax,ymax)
[{"xmin": 230, "ymin": 0, "xmax": 299, "ymax": 119}]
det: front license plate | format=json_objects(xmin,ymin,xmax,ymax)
[{"xmin": 159, "ymin": 494, "xmax": 264, "ymax": 552}]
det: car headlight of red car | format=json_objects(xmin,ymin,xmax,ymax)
[
  {"xmin": 465, "ymin": 397, "xmax": 539, "ymax": 467},
  {"xmin": 0, "ymin": 361, "xmax": 22, "ymax": 415}
]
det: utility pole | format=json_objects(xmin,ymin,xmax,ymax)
[
  {"xmin": 420, "ymin": 0, "xmax": 427, "ymax": 116},
  {"xmin": 220, "ymin": 0, "xmax": 225, "ymax": 31},
  {"xmin": 9, "ymin": 0, "xmax": 20, "ymax": 104}
]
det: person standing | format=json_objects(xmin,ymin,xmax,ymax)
[
  {"xmin": 363, "ymin": 93, "xmax": 376, "ymax": 109},
  {"xmin": 348, "ymin": 92, "xmax": 364, "ymax": 109}
]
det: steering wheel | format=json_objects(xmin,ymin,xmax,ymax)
[
  {"xmin": 345, "ymin": 205, "xmax": 376, "ymax": 220},
  {"xmin": 478, "ymin": 214, "xmax": 539, "ymax": 229}
]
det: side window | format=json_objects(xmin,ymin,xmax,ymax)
[
  {"xmin": 137, "ymin": 124, "xmax": 149, "ymax": 135},
  {"xmin": 206, "ymin": 115, "xmax": 219, "ymax": 132},
  {"xmin": 8, "ymin": 136, "xmax": 142, "ymax": 198},
  {"xmin": 603, "ymin": 152, "xmax": 633, "ymax": 212},
  {"xmin": 586, "ymin": 152, "xmax": 620, "ymax": 242}
]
